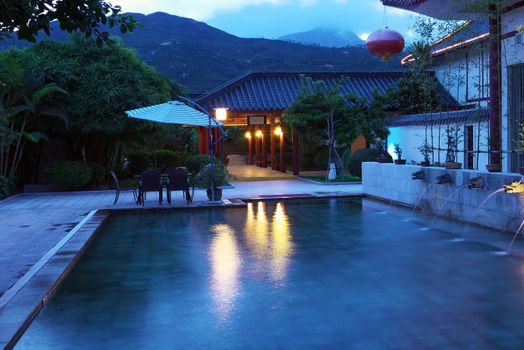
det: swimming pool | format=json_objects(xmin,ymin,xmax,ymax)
[{"xmin": 15, "ymin": 198, "xmax": 524, "ymax": 349}]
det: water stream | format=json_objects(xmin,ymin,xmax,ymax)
[{"xmin": 430, "ymin": 184, "xmax": 469, "ymax": 227}]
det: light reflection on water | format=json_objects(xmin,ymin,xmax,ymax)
[
  {"xmin": 209, "ymin": 223, "xmax": 241, "ymax": 320},
  {"xmin": 210, "ymin": 202, "xmax": 293, "ymax": 320}
]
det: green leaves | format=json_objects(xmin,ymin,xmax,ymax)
[
  {"xmin": 0, "ymin": 0, "xmax": 141, "ymax": 45},
  {"xmin": 23, "ymin": 131, "xmax": 48, "ymax": 143}
]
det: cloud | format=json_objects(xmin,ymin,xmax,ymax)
[{"xmin": 119, "ymin": 0, "xmax": 290, "ymax": 20}]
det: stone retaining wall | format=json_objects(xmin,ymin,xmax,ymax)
[{"xmin": 362, "ymin": 162, "xmax": 524, "ymax": 232}]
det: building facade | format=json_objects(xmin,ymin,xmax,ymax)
[{"xmin": 384, "ymin": 0, "xmax": 524, "ymax": 172}]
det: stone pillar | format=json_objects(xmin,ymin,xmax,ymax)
[{"xmin": 292, "ymin": 129, "xmax": 300, "ymax": 175}]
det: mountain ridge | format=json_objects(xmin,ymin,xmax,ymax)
[
  {"xmin": 279, "ymin": 28, "xmax": 365, "ymax": 48},
  {"xmin": 0, "ymin": 12, "xmax": 401, "ymax": 93}
]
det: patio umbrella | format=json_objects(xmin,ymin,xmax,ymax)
[
  {"xmin": 125, "ymin": 99, "xmax": 226, "ymax": 202},
  {"xmin": 125, "ymin": 100, "xmax": 223, "ymax": 128}
]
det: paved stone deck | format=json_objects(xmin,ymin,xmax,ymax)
[{"xmin": 228, "ymin": 165, "xmax": 296, "ymax": 180}]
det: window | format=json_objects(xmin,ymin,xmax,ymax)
[
  {"xmin": 509, "ymin": 63, "xmax": 524, "ymax": 172},
  {"xmin": 466, "ymin": 48, "xmax": 489, "ymax": 102}
]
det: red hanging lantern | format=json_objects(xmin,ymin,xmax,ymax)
[{"xmin": 366, "ymin": 28, "xmax": 405, "ymax": 61}]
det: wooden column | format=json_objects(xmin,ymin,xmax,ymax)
[
  {"xmin": 261, "ymin": 126, "xmax": 267, "ymax": 168},
  {"xmin": 270, "ymin": 119, "xmax": 276, "ymax": 170},
  {"xmin": 280, "ymin": 129, "xmax": 286, "ymax": 173},
  {"xmin": 248, "ymin": 126, "xmax": 254, "ymax": 165},
  {"xmin": 255, "ymin": 127, "xmax": 260, "ymax": 166},
  {"xmin": 488, "ymin": 4, "xmax": 501, "ymax": 167},
  {"xmin": 198, "ymin": 127, "xmax": 209, "ymax": 155},
  {"xmin": 292, "ymin": 129, "xmax": 300, "ymax": 175}
]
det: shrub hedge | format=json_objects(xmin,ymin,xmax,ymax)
[
  {"xmin": 185, "ymin": 155, "xmax": 221, "ymax": 175},
  {"xmin": 47, "ymin": 161, "xmax": 92, "ymax": 191},
  {"xmin": 348, "ymin": 148, "xmax": 392, "ymax": 178},
  {"xmin": 0, "ymin": 176, "xmax": 15, "ymax": 200}
]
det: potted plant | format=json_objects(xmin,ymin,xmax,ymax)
[
  {"xmin": 193, "ymin": 162, "xmax": 232, "ymax": 201},
  {"xmin": 514, "ymin": 124, "xmax": 524, "ymax": 175},
  {"xmin": 417, "ymin": 140, "xmax": 432, "ymax": 167},
  {"xmin": 376, "ymin": 139, "xmax": 388, "ymax": 163},
  {"xmin": 393, "ymin": 143, "xmax": 406, "ymax": 165},
  {"xmin": 443, "ymin": 125, "xmax": 462, "ymax": 169}
]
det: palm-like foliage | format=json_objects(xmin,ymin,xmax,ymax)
[{"xmin": 0, "ymin": 59, "xmax": 67, "ymax": 177}]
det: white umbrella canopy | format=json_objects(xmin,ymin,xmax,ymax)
[{"xmin": 125, "ymin": 100, "xmax": 223, "ymax": 127}]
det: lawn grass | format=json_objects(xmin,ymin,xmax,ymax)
[{"xmin": 302, "ymin": 175, "xmax": 361, "ymax": 183}]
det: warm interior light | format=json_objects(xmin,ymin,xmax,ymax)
[
  {"xmin": 245, "ymin": 131, "xmax": 252, "ymax": 139},
  {"xmin": 274, "ymin": 126, "xmax": 283, "ymax": 136},
  {"xmin": 215, "ymin": 108, "xmax": 228, "ymax": 121},
  {"xmin": 255, "ymin": 130, "xmax": 263, "ymax": 138}
]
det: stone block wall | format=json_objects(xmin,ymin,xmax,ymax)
[{"xmin": 363, "ymin": 162, "xmax": 524, "ymax": 232}]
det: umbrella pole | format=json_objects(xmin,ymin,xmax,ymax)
[
  {"xmin": 176, "ymin": 96, "xmax": 227, "ymax": 203},
  {"xmin": 208, "ymin": 113, "xmax": 215, "ymax": 202}
]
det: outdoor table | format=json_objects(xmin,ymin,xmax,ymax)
[{"xmin": 133, "ymin": 173, "xmax": 196, "ymax": 204}]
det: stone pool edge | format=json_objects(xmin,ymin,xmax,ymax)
[{"xmin": 0, "ymin": 210, "xmax": 109, "ymax": 349}]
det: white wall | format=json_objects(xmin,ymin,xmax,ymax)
[
  {"xmin": 433, "ymin": 45, "xmax": 489, "ymax": 108},
  {"xmin": 501, "ymin": 6, "xmax": 524, "ymax": 172},
  {"xmin": 387, "ymin": 121, "xmax": 489, "ymax": 169}
]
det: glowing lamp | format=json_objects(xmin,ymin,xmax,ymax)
[
  {"xmin": 245, "ymin": 131, "xmax": 252, "ymax": 139},
  {"xmin": 255, "ymin": 130, "xmax": 263, "ymax": 138},
  {"xmin": 215, "ymin": 108, "xmax": 228, "ymax": 121},
  {"xmin": 274, "ymin": 126, "xmax": 283, "ymax": 136},
  {"xmin": 366, "ymin": 28, "xmax": 405, "ymax": 61}
]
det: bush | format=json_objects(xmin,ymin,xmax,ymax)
[
  {"xmin": 127, "ymin": 150, "xmax": 151, "ymax": 176},
  {"xmin": 314, "ymin": 148, "xmax": 329, "ymax": 169},
  {"xmin": 47, "ymin": 161, "xmax": 92, "ymax": 191},
  {"xmin": 348, "ymin": 148, "xmax": 392, "ymax": 178},
  {"xmin": 193, "ymin": 162, "xmax": 232, "ymax": 189},
  {"xmin": 87, "ymin": 162, "xmax": 106, "ymax": 185},
  {"xmin": 0, "ymin": 176, "xmax": 15, "ymax": 200},
  {"xmin": 150, "ymin": 149, "xmax": 186, "ymax": 170},
  {"xmin": 185, "ymin": 154, "xmax": 221, "ymax": 175}
]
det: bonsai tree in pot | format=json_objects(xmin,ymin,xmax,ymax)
[
  {"xmin": 417, "ymin": 140, "xmax": 431, "ymax": 166},
  {"xmin": 376, "ymin": 139, "xmax": 388, "ymax": 163},
  {"xmin": 444, "ymin": 125, "xmax": 462, "ymax": 169},
  {"xmin": 193, "ymin": 161, "xmax": 232, "ymax": 201},
  {"xmin": 515, "ymin": 124, "xmax": 524, "ymax": 175},
  {"xmin": 393, "ymin": 143, "xmax": 406, "ymax": 165}
]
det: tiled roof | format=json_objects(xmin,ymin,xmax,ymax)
[
  {"xmin": 431, "ymin": 20, "xmax": 489, "ymax": 57},
  {"xmin": 387, "ymin": 108, "xmax": 488, "ymax": 127},
  {"xmin": 402, "ymin": 20, "xmax": 489, "ymax": 64},
  {"xmin": 382, "ymin": 0, "xmax": 425, "ymax": 8},
  {"xmin": 197, "ymin": 70, "xmax": 457, "ymax": 113}
]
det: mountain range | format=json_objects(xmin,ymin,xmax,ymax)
[
  {"xmin": 279, "ymin": 28, "xmax": 365, "ymax": 48},
  {"xmin": 0, "ymin": 12, "xmax": 401, "ymax": 93}
]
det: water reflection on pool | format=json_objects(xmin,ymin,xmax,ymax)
[{"xmin": 15, "ymin": 198, "xmax": 524, "ymax": 349}]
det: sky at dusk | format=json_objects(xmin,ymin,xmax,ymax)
[{"xmin": 118, "ymin": 0, "xmax": 418, "ymax": 40}]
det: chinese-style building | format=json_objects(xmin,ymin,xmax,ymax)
[{"xmin": 193, "ymin": 70, "xmax": 407, "ymax": 175}]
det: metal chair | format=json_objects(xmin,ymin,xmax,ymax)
[
  {"xmin": 110, "ymin": 171, "xmax": 138, "ymax": 205},
  {"xmin": 138, "ymin": 168, "xmax": 163, "ymax": 205},
  {"xmin": 166, "ymin": 167, "xmax": 192, "ymax": 205}
]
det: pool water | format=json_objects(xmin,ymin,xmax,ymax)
[{"xmin": 15, "ymin": 199, "xmax": 524, "ymax": 349}]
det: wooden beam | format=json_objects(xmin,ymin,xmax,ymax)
[{"xmin": 292, "ymin": 129, "xmax": 300, "ymax": 175}]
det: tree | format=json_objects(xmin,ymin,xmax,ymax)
[
  {"xmin": 0, "ymin": 56, "xmax": 67, "ymax": 177},
  {"xmin": 285, "ymin": 76, "xmax": 391, "ymax": 177},
  {"xmin": 0, "ymin": 0, "xmax": 138, "ymax": 45},
  {"xmin": 7, "ymin": 35, "xmax": 186, "ymax": 170}
]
